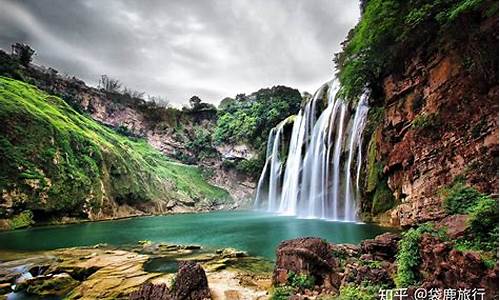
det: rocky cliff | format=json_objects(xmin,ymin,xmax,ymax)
[{"xmin": 350, "ymin": 1, "xmax": 499, "ymax": 227}]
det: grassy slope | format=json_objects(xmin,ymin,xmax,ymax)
[{"xmin": 0, "ymin": 77, "xmax": 229, "ymax": 223}]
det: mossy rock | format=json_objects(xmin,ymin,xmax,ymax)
[
  {"xmin": 371, "ymin": 182, "xmax": 396, "ymax": 215},
  {"xmin": 25, "ymin": 273, "xmax": 78, "ymax": 297}
]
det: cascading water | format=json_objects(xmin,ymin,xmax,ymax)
[{"xmin": 254, "ymin": 80, "xmax": 370, "ymax": 222}]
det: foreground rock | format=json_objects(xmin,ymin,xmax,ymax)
[
  {"xmin": 130, "ymin": 283, "xmax": 170, "ymax": 300},
  {"xmin": 173, "ymin": 261, "xmax": 211, "ymax": 300},
  {"xmin": 0, "ymin": 244, "xmax": 271, "ymax": 300},
  {"xmin": 130, "ymin": 261, "xmax": 211, "ymax": 300},
  {"xmin": 272, "ymin": 235, "xmax": 498, "ymax": 299},
  {"xmin": 273, "ymin": 237, "xmax": 339, "ymax": 292}
]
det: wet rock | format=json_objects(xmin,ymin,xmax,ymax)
[
  {"xmin": 273, "ymin": 237, "xmax": 340, "ymax": 291},
  {"xmin": 24, "ymin": 273, "xmax": 79, "ymax": 297},
  {"xmin": 172, "ymin": 261, "xmax": 211, "ymax": 300},
  {"xmin": 129, "ymin": 283, "xmax": 171, "ymax": 300},
  {"xmin": 216, "ymin": 248, "xmax": 247, "ymax": 258},
  {"xmin": 360, "ymin": 232, "xmax": 400, "ymax": 262},
  {"xmin": 0, "ymin": 283, "xmax": 11, "ymax": 294}
]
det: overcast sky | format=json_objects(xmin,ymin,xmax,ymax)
[{"xmin": 0, "ymin": 0, "xmax": 359, "ymax": 106}]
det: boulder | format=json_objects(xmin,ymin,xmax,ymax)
[
  {"xmin": 172, "ymin": 261, "xmax": 211, "ymax": 300},
  {"xmin": 435, "ymin": 214, "xmax": 469, "ymax": 238},
  {"xmin": 129, "ymin": 283, "xmax": 171, "ymax": 300},
  {"xmin": 272, "ymin": 237, "xmax": 340, "ymax": 291},
  {"xmin": 360, "ymin": 232, "xmax": 401, "ymax": 262}
]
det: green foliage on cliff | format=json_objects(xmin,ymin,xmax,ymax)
[
  {"xmin": 411, "ymin": 113, "xmax": 440, "ymax": 130},
  {"xmin": 334, "ymin": 0, "xmax": 496, "ymax": 101},
  {"xmin": 366, "ymin": 133, "xmax": 381, "ymax": 193},
  {"xmin": 395, "ymin": 223, "xmax": 448, "ymax": 287},
  {"xmin": 0, "ymin": 77, "xmax": 229, "ymax": 222},
  {"xmin": 468, "ymin": 196, "xmax": 498, "ymax": 249},
  {"xmin": 214, "ymin": 86, "xmax": 302, "ymax": 176},
  {"xmin": 372, "ymin": 182, "xmax": 396, "ymax": 215},
  {"xmin": 396, "ymin": 227, "xmax": 423, "ymax": 287},
  {"xmin": 441, "ymin": 181, "xmax": 486, "ymax": 214},
  {"xmin": 214, "ymin": 87, "xmax": 302, "ymax": 148}
]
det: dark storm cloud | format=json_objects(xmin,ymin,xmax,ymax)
[{"xmin": 0, "ymin": 0, "xmax": 359, "ymax": 106}]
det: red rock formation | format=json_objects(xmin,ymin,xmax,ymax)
[{"xmin": 371, "ymin": 14, "xmax": 499, "ymax": 227}]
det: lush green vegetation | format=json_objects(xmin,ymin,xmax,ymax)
[
  {"xmin": 270, "ymin": 286, "xmax": 295, "ymax": 300},
  {"xmin": 442, "ymin": 181, "xmax": 499, "ymax": 253},
  {"xmin": 270, "ymin": 272, "xmax": 315, "ymax": 299},
  {"xmin": 0, "ymin": 77, "xmax": 229, "ymax": 225},
  {"xmin": 441, "ymin": 180, "xmax": 488, "ymax": 214},
  {"xmin": 287, "ymin": 272, "xmax": 315, "ymax": 290},
  {"xmin": 333, "ymin": 283, "xmax": 387, "ymax": 300},
  {"xmin": 334, "ymin": 0, "xmax": 496, "ymax": 101},
  {"xmin": 371, "ymin": 182, "xmax": 396, "ymax": 215},
  {"xmin": 214, "ymin": 86, "xmax": 302, "ymax": 176},
  {"xmin": 395, "ymin": 223, "xmax": 444, "ymax": 287}
]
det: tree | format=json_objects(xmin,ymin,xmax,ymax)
[
  {"xmin": 11, "ymin": 43, "xmax": 35, "ymax": 66},
  {"xmin": 189, "ymin": 96, "xmax": 202, "ymax": 109},
  {"xmin": 148, "ymin": 95, "xmax": 170, "ymax": 107},
  {"xmin": 98, "ymin": 75, "xmax": 122, "ymax": 93}
]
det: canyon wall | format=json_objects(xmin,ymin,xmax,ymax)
[{"xmin": 362, "ymin": 12, "xmax": 498, "ymax": 226}]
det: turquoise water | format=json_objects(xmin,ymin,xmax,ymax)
[{"xmin": 0, "ymin": 211, "xmax": 393, "ymax": 259}]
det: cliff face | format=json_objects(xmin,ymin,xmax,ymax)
[{"xmin": 368, "ymin": 13, "xmax": 498, "ymax": 226}]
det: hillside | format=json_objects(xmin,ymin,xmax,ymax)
[{"xmin": 0, "ymin": 77, "xmax": 230, "ymax": 229}]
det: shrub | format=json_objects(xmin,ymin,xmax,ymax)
[
  {"xmin": 411, "ymin": 113, "xmax": 439, "ymax": 129},
  {"xmin": 442, "ymin": 181, "xmax": 486, "ymax": 214},
  {"xmin": 336, "ymin": 283, "xmax": 385, "ymax": 300},
  {"xmin": 468, "ymin": 196, "xmax": 498, "ymax": 250},
  {"xmin": 395, "ymin": 223, "xmax": 437, "ymax": 287},
  {"xmin": 9, "ymin": 210, "xmax": 34, "ymax": 229},
  {"xmin": 270, "ymin": 286, "xmax": 294, "ymax": 300},
  {"xmin": 287, "ymin": 272, "xmax": 315, "ymax": 290}
]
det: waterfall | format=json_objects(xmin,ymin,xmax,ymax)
[
  {"xmin": 254, "ymin": 80, "xmax": 370, "ymax": 222},
  {"xmin": 254, "ymin": 119, "xmax": 287, "ymax": 211}
]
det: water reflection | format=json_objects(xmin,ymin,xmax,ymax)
[{"xmin": 0, "ymin": 211, "xmax": 395, "ymax": 259}]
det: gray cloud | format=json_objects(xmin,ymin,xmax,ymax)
[{"xmin": 0, "ymin": 0, "xmax": 359, "ymax": 106}]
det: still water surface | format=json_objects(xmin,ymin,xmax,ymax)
[{"xmin": 0, "ymin": 211, "xmax": 394, "ymax": 259}]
